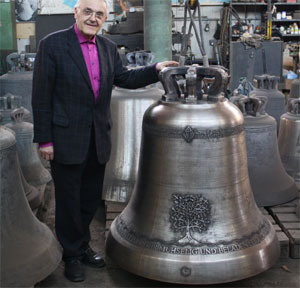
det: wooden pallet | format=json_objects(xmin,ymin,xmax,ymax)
[
  {"xmin": 105, "ymin": 201, "xmax": 126, "ymax": 238},
  {"xmin": 260, "ymin": 207, "xmax": 290, "ymax": 258},
  {"xmin": 267, "ymin": 195, "xmax": 300, "ymax": 259}
]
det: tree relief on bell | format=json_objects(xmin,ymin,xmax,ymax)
[
  {"xmin": 169, "ymin": 194, "xmax": 211, "ymax": 245},
  {"xmin": 142, "ymin": 123, "xmax": 245, "ymax": 142},
  {"xmin": 115, "ymin": 203, "xmax": 272, "ymax": 256}
]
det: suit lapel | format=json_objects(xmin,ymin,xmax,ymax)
[
  {"xmin": 67, "ymin": 27, "xmax": 93, "ymax": 94},
  {"xmin": 96, "ymin": 37, "xmax": 107, "ymax": 105}
]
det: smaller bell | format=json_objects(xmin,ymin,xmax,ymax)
[
  {"xmin": 0, "ymin": 93, "xmax": 31, "ymax": 125},
  {"xmin": 278, "ymin": 98, "xmax": 300, "ymax": 188},
  {"xmin": 5, "ymin": 108, "xmax": 52, "ymax": 187},
  {"xmin": 0, "ymin": 126, "xmax": 62, "ymax": 287},
  {"xmin": 2, "ymin": 125, "xmax": 42, "ymax": 210},
  {"xmin": 250, "ymin": 75, "xmax": 285, "ymax": 132},
  {"xmin": 230, "ymin": 95, "xmax": 298, "ymax": 206},
  {"xmin": 103, "ymin": 51, "xmax": 163, "ymax": 203},
  {"xmin": 290, "ymin": 78, "xmax": 300, "ymax": 99}
]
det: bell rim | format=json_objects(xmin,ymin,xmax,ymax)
[{"xmin": 106, "ymin": 220, "xmax": 280, "ymax": 285}]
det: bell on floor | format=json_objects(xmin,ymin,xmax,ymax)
[{"xmin": 106, "ymin": 66, "xmax": 280, "ymax": 285}]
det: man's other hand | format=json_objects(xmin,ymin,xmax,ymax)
[
  {"xmin": 156, "ymin": 61, "xmax": 179, "ymax": 72},
  {"xmin": 39, "ymin": 145, "xmax": 54, "ymax": 161}
]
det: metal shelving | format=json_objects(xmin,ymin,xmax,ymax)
[
  {"xmin": 273, "ymin": 19, "xmax": 300, "ymax": 22},
  {"xmin": 229, "ymin": 1, "xmax": 300, "ymax": 42}
]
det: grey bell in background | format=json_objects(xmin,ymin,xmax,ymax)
[
  {"xmin": 0, "ymin": 93, "xmax": 31, "ymax": 125},
  {"xmin": 5, "ymin": 108, "xmax": 52, "ymax": 187},
  {"xmin": 103, "ymin": 51, "xmax": 163, "ymax": 203},
  {"xmin": 0, "ymin": 126, "xmax": 62, "ymax": 287},
  {"xmin": 289, "ymin": 74, "xmax": 300, "ymax": 99},
  {"xmin": 250, "ymin": 74, "xmax": 285, "ymax": 133},
  {"xmin": 278, "ymin": 98, "xmax": 300, "ymax": 189},
  {"xmin": 0, "ymin": 53, "xmax": 35, "ymax": 123},
  {"xmin": 230, "ymin": 95, "xmax": 298, "ymax": 207}
]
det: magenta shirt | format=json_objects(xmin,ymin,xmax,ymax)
[
  {"xmin": 74, "ymin": 24, "xmax": 100, "ymax": 100},
  {"xmin": 39, "ymin": 25, "xmax": 101, "ymax": 148}
]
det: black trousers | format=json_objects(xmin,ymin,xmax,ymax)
[{"xmin": 50, "ymin": 133, "xmax": 106, "ymax": 260}]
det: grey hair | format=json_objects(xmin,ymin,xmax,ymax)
[{"xmin": 74, "ymin": 0, "xmax": 108, "ymax": 8}]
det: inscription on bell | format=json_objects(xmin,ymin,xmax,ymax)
[
  {"xmin": 182, "ymin": 126, "xmax": 195, "ymax": 143},
  {"xmin": 116, "ymin": 216, "xmax": 271, "ymax": 256}
]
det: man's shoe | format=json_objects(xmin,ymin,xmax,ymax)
[
  {"xmin": 82, "ymin": 247, "xmax": 105, "ymax": 268},
  {"xmin": 64, "ymin": 259, "xmax": 85, "ymax": 282}
]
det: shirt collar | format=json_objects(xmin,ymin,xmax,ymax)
[{"xmin": 74, "ymin": 24, "xmax": 96, "ymax": 44}]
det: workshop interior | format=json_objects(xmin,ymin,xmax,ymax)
[{"xmin": 0, "ymin": 0, "xmax": 300, "ymax": 287}]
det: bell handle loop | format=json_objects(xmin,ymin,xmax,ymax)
[
  {"xmin": 254, "ymin": 74, "xmax": 270, "ymax": 89},
  {"xmin": 288, "ymin": 98, "xmax": 300, "ymax": 114},
  {"xmin": 229, "ymin": 95, "xmax": 248, "ymax": 112},
  {"xmin": 269, "ymin": 75, "xmax": 280, "ymax": 89},
  {"xmin": 195, "ymin": 66, "xmax": 229, "ymax": 97},
  {"xmin": 254, "ymin": 75, "xmax": 266, "ymax": 89},
  {"xmin": 238, "ymin": 96, "xmax": 260, "ymax": 116},
  {"xmin": 10, "ymin": 108, "xmax": 25, "ymax": 123},
  {"xmin": 159, "ymin": 66, "xmax": 188, "ymax": 101},
  {"xmin": 237, "ymin": 97, "xmax": 249, "ymax": 115},
  {"xmin": 159, "ymin": 66, "xmax": 229, "ymax": 101},
  {"xmin": 126, "ymin": 52, "xmax": 136, "ymax": 66},
  {"xmin": 249, "ymin": 96, "xmax": 261, "ymax": 115},
  {"xmin": 253, "ymin": 95, "xmax": 268, "ymax": 114},
  {"xmin": 0, "ymin": 96, "xmax": 8, "ymax": 110},
  {"xmin": 135, "ymin": 51, "xmax": 154, "ymax": 66}
]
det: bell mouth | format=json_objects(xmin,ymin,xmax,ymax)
[{"xmin": 106, "ymin": 216, "xmax": 280, "ymax": 285}]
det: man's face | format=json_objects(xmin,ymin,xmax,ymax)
[{"xmin": 75, "ymin": 0, "xmax": 107, "ymax": 39}]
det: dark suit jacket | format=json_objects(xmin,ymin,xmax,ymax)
[{"xmin": 32, "ymin": 26, "xmax": 159, "ymax": 164}]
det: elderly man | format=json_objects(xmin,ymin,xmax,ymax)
[{"xmin": 32, "ymin": 0, "xmax": 177, "ymax": 282}]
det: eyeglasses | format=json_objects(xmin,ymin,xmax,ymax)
[{"xmin": 79, "ymin": 8, "xmax": 105, "ymax": 20}]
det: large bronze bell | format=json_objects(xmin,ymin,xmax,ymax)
[
  {"xmin": 5, "ymin": 108, "xmax": 52, "ymax": 187},
  {"xmin": 278, "ymin": 98, "xmax": 300, "ymax": 188},
  {"xmin": 0, "ymin": 126, "xmax": 62, "ymax": 287},
  {"xmin": 230, "ymin": 95, "xmax": 298, "ymax": 207},
  {"xmin": 106, "ymin": 66, "xmax": 280, "ymax": 285}
]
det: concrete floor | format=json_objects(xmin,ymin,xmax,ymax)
[{"xmin": 35, "ymin": 197, "xmax": 300, "ymax": 288}]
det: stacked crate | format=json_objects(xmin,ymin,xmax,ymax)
[{"xmin": 267, "ymin": 195, "xmax": 300, "ymax": 259}]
